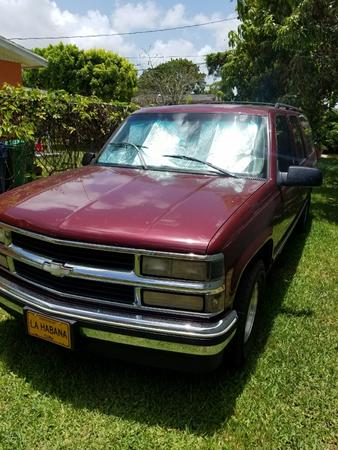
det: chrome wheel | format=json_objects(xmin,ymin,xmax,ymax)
[
  {"xmin": 244, "ymin": 282, "xmax": 259, "ymax": 344},
  {"xmin": 229, "ymin": 260, "xmax": 265, "ymax": 366}
]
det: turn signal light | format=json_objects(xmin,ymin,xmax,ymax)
[
  {"xmin": 142, "ymin": 290, "xmax": 225, "ymax": 313},
  {"xmin": 143, "ymin": 291, "xmax": 204, "ymax": 312}
]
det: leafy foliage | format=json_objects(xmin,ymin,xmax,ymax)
[
  {"xmin": 205, "ymin": 52, "xmax": 229, "ymax": 77},
  {"xmin": 318, "ymin": 109, "xmax": 338, "ymax": 152},
  {"xmin": 0, "ymin": 85, "xmax": 137, "ymax": 174},
  {"xmin": 137, "ymin": 59, "xmax": 206, "ymax": 105},
  {"xmin": 214, "ymin": 0, "xmax": 338, "ymax": 144},
  {"xmin": 23, "ymin": 43, "xmax": 138, "ymax": 102}
]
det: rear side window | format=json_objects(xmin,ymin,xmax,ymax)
[
  {"xmin": 289, "ymin": 116, "xmax": 306, "ymax": 162},
  {"xmin": 276, "ymin": 115, "xmax": 294, "ymax": 171},
  {"xmin": 299, "ymin": 116, "xmax": 314, "ymax": 156}
]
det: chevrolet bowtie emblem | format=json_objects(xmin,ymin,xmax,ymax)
[{"xmin": 42, "ymin": 261, "xmax": 72, "ymax": 277}]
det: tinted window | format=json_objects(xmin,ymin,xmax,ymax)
[
  {"xmin": 276, "ymin": 115, "xmax": 294, "ymax": 171},
  {"xmin": 289, "ymin": 116, "xmax": 306, "ymax": 161},
  {"xmin": 299, "ymin": 116, "xmax": 314, "ymax": 156}
]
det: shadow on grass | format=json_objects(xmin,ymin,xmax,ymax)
[{"xmin": 0, "ymin": 231, "xmax": 310, "ymax": 436}]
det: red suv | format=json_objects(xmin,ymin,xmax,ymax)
[{"xmin": 0, "ymin": 103, "xmax": 322, "ymax": 371}]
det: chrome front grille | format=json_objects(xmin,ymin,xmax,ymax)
[
  {"xmin": 14, "ymin": 260, "xmax": 135, "ymax": 305},
  {"xmin": 0, "ymin": 223, "xmax": 225, "ymax": 318},
  {"xmin": 8, "ymin": 230, "xmax": 136, "ymax": 307},
  {"xmin": 11, "ymin": 232, "xmax": 134, "ymax": 271}
]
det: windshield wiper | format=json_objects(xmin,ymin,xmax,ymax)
[
  {"xmin": 163, "ymin": 154, "xmax": 238, "ymax": 178},
  {"xmin": 108, "ymin": 142, "xmax": 148, "ymax": 169}
]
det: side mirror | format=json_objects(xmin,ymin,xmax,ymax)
[
  {"xmin": 278, "ymin": 166, "xmax": 323, "ymax": 187},
  {"xmin": 82, "ymin": 152, "xmax": 95, "ymax": 166}
]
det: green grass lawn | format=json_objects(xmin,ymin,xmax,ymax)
[{"xmin": 0, "ymin": 157, "xmax": 337, "ymax": 450}]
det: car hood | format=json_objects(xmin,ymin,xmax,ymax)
[{"xmin": 0, "ymin": 166, "xmax": 265, "ymax": 253}]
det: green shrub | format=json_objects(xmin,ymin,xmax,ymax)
[{"xmin": 0, "ymin": 85, "xmax": 138, "ymax": 174}]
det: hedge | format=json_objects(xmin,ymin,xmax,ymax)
[{"xmin": 0, "ymin": 85, "xmax": 138, "ymax": 174}]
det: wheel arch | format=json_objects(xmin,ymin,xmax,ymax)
[{"xmin": 231, "ymin": 238, "xmax": 273, "ymax": 301}]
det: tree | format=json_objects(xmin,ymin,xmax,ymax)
[
  {"xmin": 205, "ymin": 52, "xmax": 228, "ymax": 78},
  {"xmin": 23, "ymin": 43, "xmax": 138, "ymax": 102},
  {"xmin": 212, "ymin": 0, "xmax": 338, "ymax": 142},
  {"xmin": 318, "ymin": 108, "xmax": 338, "ymax": 152},
  {"xmin": 137, "ymin": 59, "xmax": 205, "ymax": 105}
]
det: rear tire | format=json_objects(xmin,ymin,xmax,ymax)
[{"xmin": 228, "ymin": 260, "xmax": 266, "ymax": 367}]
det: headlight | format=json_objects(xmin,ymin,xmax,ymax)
[{"xmin": 141, "ymin": 256, "xmax": 224, "ymax": 281}]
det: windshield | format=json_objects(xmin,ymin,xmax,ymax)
[{"xmin": 97, "ymin": 112, "xmax": 268, "ymax": 178}]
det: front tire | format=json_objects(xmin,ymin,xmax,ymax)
[{"xmin": 228, "ymin": 260, "xmax": 266, "ymax": 367}]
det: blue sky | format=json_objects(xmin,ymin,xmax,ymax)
[
  {"xmin": 0, "ymin": 0, "xmax": 238, "ymax": 74},
  {"xmin": 55, "ymin": 0, "xmax": 236, "ymax": 17}
]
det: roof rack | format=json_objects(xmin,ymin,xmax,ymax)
[
  {"xmin": 274, "ymin": 102, "xmax": 301, "ymax": 111},
  {"xmin": 207, "ymin": 101, "xmax": 301, "ymax": 111},
  {"xmin": 217, "ymin": 101, "xmax": 276, "ymax": 107}
]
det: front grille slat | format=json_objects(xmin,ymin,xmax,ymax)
[
  {"xmin": 11, "ymin": 232, "xmax": 134, "ymax": 271},
  {"xmin": 14, "ymin": 260, "xmax": 135, "ymax": 304},
  {"xmin": 9, "ymin": 232, "xmax": 136, "ymax": 307}
]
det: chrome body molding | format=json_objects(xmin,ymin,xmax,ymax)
[{"xmin": 0, "ymin": 275, "xmax": 237, "ymax": 356}]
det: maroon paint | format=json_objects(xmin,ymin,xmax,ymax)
[{"xmin": 0, "ymin": 165, "xmax": 265, "ymax": 254}]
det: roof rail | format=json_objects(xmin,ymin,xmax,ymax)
[
  {"xmin": 206, "ymin": 100, "xmax": 302, "ymax": 111},
  {"xmin": 274, "ymin": 102, "xmax": 301, "ymax": 111},
  {"xmin": 192, "ymin": 100, "xmax": 302, "ymax": 111},
  {"xmin": 219, "ymin": 101, "xmax": 276, "ymax": 107}
]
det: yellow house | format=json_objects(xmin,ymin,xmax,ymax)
[{"xmin": 0, "ymin": 35, "xmax": 47, "ymax": 88}]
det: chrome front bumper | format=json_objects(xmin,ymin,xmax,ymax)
[{"xmin": 0, "ymin": 274, "xmax": 237, "ymax": 356}]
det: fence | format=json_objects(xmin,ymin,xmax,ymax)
[
  {"xmin": 0, "ymin": 141, "xmax": 35, "ymax": 193},
  {"xmin": 0, "ymin": 86, "xmax": 139, "ymax": 191}
]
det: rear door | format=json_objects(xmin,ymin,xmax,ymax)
[{"xmin": 273, "ymin": 114, "xmax": 307, "ymax": 249}]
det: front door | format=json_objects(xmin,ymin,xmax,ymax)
[{"xmin": 273, "ymin": 114, "xmax": 307, "ymax": 250}]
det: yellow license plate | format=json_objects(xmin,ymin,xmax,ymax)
[{"xmin": 26, "ymin": 310, "xmax": 72, "ymax": 349}]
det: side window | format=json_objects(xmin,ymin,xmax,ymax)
[
  {"xmin": 289, "ymin": 116, "xmax": 306, "ymax": 162},
  {"xmin": 299, "ymin": 116, "xmax": 314, "ymax": 156},
  {"xmin": 276, "ymin": 115, "xmax": 294, "ymax": 171}
]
